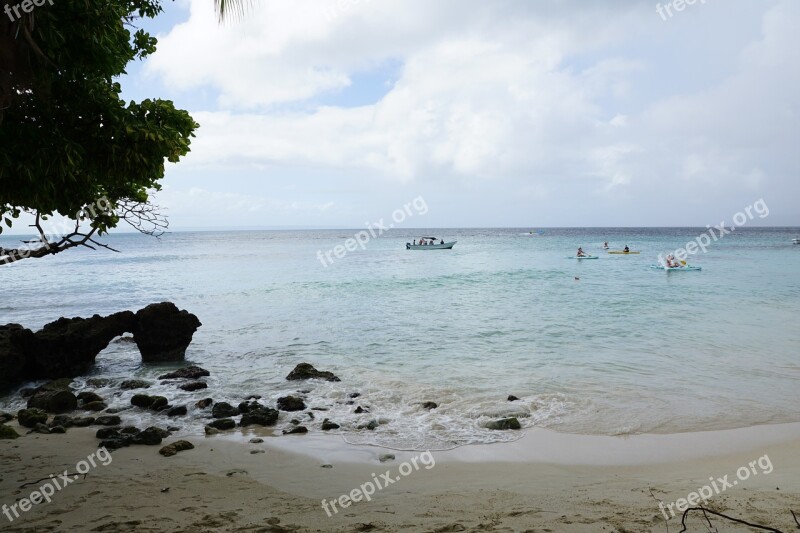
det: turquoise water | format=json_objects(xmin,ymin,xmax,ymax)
[{"xmin": 2, "ymin": 228, "xmax": 799, "ymax": 449}]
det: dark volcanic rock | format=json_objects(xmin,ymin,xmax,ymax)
[
  {"xmin": 131, "ymin": 427, "xmax": 164, "ymax": 445},
  {"xmin": 321, "ymin": 419, "xmax": 340, "ymax": 431},
  {"xmin": 277, "ymin": 396, "xmax": 306, "ymax": 412},
  {"xmin": 96, "ymin": 427, "xmax": 121, "ymax": 439},
  {"xmin": 0, "ymin": 424, "xmax": 20, "ymax": 439},
  {"xmin": 120, "ymin": 379, "xmax": 151, "ymax": 390},
  {"xmin": 196, "ymin": 398, "xmax": 213, "ymax": 409},
  {"xmin": 94, "ymin": 415, "xmax": 122, "ymax": 426},
  {"xmin": 101, "ymin": 436, "xmax": 132, "ymax": 450},
  {"xmin": 422, "ymin": 402, "xmax": 438, "ymax": 410},
  {"xmin": 354, "ymin": 406, "xmax": 368, "ymax": 414},
  {"xmin": 286, "ymin": 363, "xmax": 340, "ymax": 382},
  {"xmin": 282, "ymin": 426, "xmax": 308, "ymax": 435},
  {"xmin": 159, "ymin": 366, "xmax": 210, "ymax": 380},
  {"xmin": 51, "ymin": 414, "xmax": 74, "ymax": 428},
  {"xmin": 72, "ymin": 416, "xmax": 95, "ymax": 427},
  {"xmin": 17, "ymin": 408, "xmax": 48, "ymax": 428},
  {"xmin": 131, "ymin": 394, "xmax": 156, "ymax": 408},
  {"xmin": 82, "ymin": 401, "xmax": 108, "ymax": 412},
  {"xmin": 179, "ymin": 381, "xmax": 207, "ymax": 392},
  {"xmin": 485, "ymin": 417, "xmax": 521, "ymax": 430},
  {"xmin": 239, "ymin": 407, "xmax": 279, "ymax": 427},
  {"xmin": 134, "ymin": 303, "xmax": 201, "ymax": 363},
  {"xmin": 0, "ymin": 412, "xmax": 14, "ymax": 423},
  {"xmin": 357, "ymin": 420, "xmax": 379, "ymax": 431},
  {"xmin": 207, "ymin": 418, "xmax": 236, "ymax": 431},
  {"xmin": 211, "ymin": 402, "xmax": 239, "ymax": 418},
  {"xmin": 120, "ymin": 426, "xmax": 141, "ymax": 435},
  {"xmin": 159, "ymin": 440, "xmax": 194, "ymax": 457},
  {"xmin": 149, "ymin": 396, "xmax": 169, "ymax": 411},
  {"xmin": 166, "ymin": 405, "xmax": 187, "ymax": 417},
  {"xmin": 27, "ymin": 389, "xmax": 78, "ymax": 414},
  {"xmin": 77, "ymin": 391, "xmax": 105, "ymax": 404},
  {"xmin": 49, "ymin": 425, "xmax": 66, "ymax": 434},
  {"xmin": 0, "ymin": 324, "xmax": 37, "ymax": 391},
  {"xmin": 507, "ymin": 395, "xmax": 520, "ymax": 402}
]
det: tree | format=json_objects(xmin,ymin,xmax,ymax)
[{"xmin": 0, "ymin": 0, "xmax": 198, "ymax": 264}]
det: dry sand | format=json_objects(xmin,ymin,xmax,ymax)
[{"xmin": 2, "ymin": 422, "xmax": 799, "ymax": 532}]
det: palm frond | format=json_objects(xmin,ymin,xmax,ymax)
[{"xmin": 214, "ymin": 0, "xmax": 250, "ymax": 22}]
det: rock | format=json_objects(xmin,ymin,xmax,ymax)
[
  {"xmin": 150, "ymin": 396, "xmax": 169, "ymax": 411},
  {"xmin": 96, "ymin": 427, "xmax": 121, "ymax": 439},
  {"xmin": 17, "ymin": 408, "xmax": 48, "ymax": 428},
  {"xmin": 131, "ymin": 394, "xmax": 155, "ymax": 408},
  {"xmin": 131, "ymin": 427, "xmax": 164, "ymax": 445},
  {"xmin": 86, "ymin": 378, "xmax": 110, "ymax": 388},
  {"xmin": 51, "ymin": 414, "xmax": 73, "ymax": 428},
  {"xmin": 101, "ymin": 436, "xmax": 132, "ymax": 450},
  {"xmin": 0, "ymin": 412, "xmax": 15, "ymax": 423},
  {"xmin": 134, "ymin": 303, "xmax": 202, "ymax": 363},
  {"xmin": 48, "ymin": 425, "xmax": 66, "ymax": 434},
  {"xmin": 422, "ymin": 402, "xmax": 438, "ymax": 410},
  {"xmin": 19, "ymin": 387, "xmax": 36, "ymax": 398},
  {"xmin": 113, "ymin": 335, "xmax": 136, "ymax": 344},
  {"xmin": 104, "ymin": 407, "xmax": 127, "ymax": 414},
  {"xmin": 240, "ymin": 407, "xmax": 279, "ymax": 427},
  {"xmin": 120, "ymin": 426, "xmax": 141, "ymax": 435},
  {"xmin": 286, "ymin": 363, "xmax": 340, "ymax": 382},
  {"xmin": 211, "ymin": 402, "xmax": 239, "ymax": 418},
  {"xmin": 72, "ymin": 416, "xmax": 95, "ymax": 427},
  {"xmin": 321, "ymin": 419, "xmax": 340, "ymax": 431},
  {"xmin": 246, "ymin": 395, "xmax": 261, "ymax": 400},
  {"xmin": 357, "ymin": 420, "xmax": 379, "ymax": 431},
  {"xmin": 349, "ymin": 392, "xmax": 361, "ymax": 398},
  {"xmin": 379, "ymin": 454, "xmax": 395, "ymax": 463},
  {"xmin": 354, "ymin": 406, "xmax": 368, "ymax": 414},
  {"xmin": 507, "ymin": 395, "xmax": 520, "ymax": 402},
  {"xmin": 27, "ymin": 389, "xmax": 78, "ymax": 414},
  {"xmin": 166, "ymin": 405, "xmax": 187, "ymax": 417},
  {"xmin": 179, "ymin": 381, "xmax": 207, "ymax": 392},
  {"xmin": 204, "ymin": 426, "xmax": 220, "ymax": 435},
  {"xmin": 249, "ymin": 438, "xmax": 264, "ymax": 444},
  {"xmin": 207, "ymin": 418, "xmax": 236, "ymax": 431},
  {"xmin": 0, "ymin": 424, "xmax": 20, "ymax": 439},
  {"xmin": 0, "ymin": 324, "xmax": 38, "ymax": 391},
  {"xmin": 277, "ymin": 396, "xmax": 306, "ymax": 412},
  {"xmin": 159, "ymin": 366, "xmax": 210, "ymax": 380},
  {"xmin": 250, "ymin": 449, "xmax": 265, "ymax": 454},
  {"xmin": 282, "ymin": 426, "xmax": 308, "ymax": 435},
  {"xmin": 238, "ymin": 401, "xmax": 255, "ymax": 413},
  {"xmin": 321, "ymin": 464, "xmax": 333, "ymax": 469},
  {"xmin": 94, "ymin": 415, "xmax": 122, "ymax": 426},
  {"xmin": 307, "ymin": 412, "xmax": 315, "ymax": 420},
  {"xmin": 195, "ymin": 398, "xmax": 213, "ymax": 409},
  {"xmin": 31, "ymin": 423, "xmax": 51, "ymax": 434},
  {"xmin": 485, "ymin": 417, "xmax": 521, "ymax": 430},
  {"xmin": 82, "ymin": 401, "xmax": 108, "ymax": 412},
  {"xmin": 77, "ymin": 391, "xmax": 105, "ymax": 404},
  {"xmin": 120, "ymin": 379, "xmax": 151, "ymax": 390},
  {"xmin": 290, "ymin": 419, "xmax": 300, "ymax": 425},
  {"xmin": 159, "ymin": 440, "xmax": 194, "ymax": 457}
]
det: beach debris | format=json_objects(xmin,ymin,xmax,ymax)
[
  {"xmin": 422, "ymin": 402, "xmax": 438, "ymax": 410},
  {"xmin": 120, "ymin": 379, "xmax": 151, "ymax": 390},
  {"xmin": 166, "ymin": 405, "xmax": 188, "ymax": 417},
  {"xmin": 159, "ymin": 440, "xmax": 194, "ymax": 457},
  {"xmin": 17, "ymin": 408, "xmax": 48, "ymax": 428},
  {"xmin": 285, "ymin": 363, "xmax": 340, "ymax": 382},
  {"xmin": 179, "ymin": 381, "xmax": 208, "ymax": 392},
  {"xmin": 379, "ymin": 454, "xmax": 395, "ymax": 463},
  {"xmin": 282, "ymin": 426, "xmax": 308, "ymax": 435},
  {"xmin": 485, "ymin": 417, "xmax": 521, "ymax": 430},
  {"xmin": 212, "ymin": 402, "xmax": 239, "ymax": 418},
  {"xmin": 507, "ymin": 395, "xmax": 520, "ymax": 402},
  {"xmin": 159, "ymin": 365, "xmax": 210, "ymax": 380},
  {"xmin": 277, "ymin": 396, "xmax": 306, "ymax": 412},
  {"xmin": 321, "ymin": 419, "xmax": 340, "ymax": 431},
  {"xmin": 0, "ymin": 424, "xmax": 20, "ymax": 439}
]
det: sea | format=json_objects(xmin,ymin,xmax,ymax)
[{"xmin": 2, "ymin": 227, "xmax": 799, "ymax": 450}]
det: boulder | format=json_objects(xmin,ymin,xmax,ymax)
[
  {"xmin": 94, "ymin": 415, "xmax": 122, "ymax": 426},
  {"xmin": 179, "ymin": 381, "xmax": 207, "ymax": 392},
  {"xmin": 211, "ymin": 402, "xmax": 239, "ymax": 418},
  {"xmin": 422, "ymin": 402, "xmax": 438, "ymax": 410},
  {"xmin": 0, "ymin": 412, "xmax": 14, "ymax": 423},
  {"xmin": 120, "ymin": 379, "xmax": 151, "ymax": 390},
  {"xmin": 357, "ymin": 420, "xmax": 379, "ymax": 431},
  {"xmin": 131, "ymin": 427, "xmax": 164, "ymax": 445},
  {"xmin": 166, "ymin": 405, "xmax": 187, "ymax": 417},
  {"xmin": 354, "ymin": 406, "xmax": 368, "ymax": 414},
  {"xmin": 321, "ymin": 419, "xmax": 340, "ymax": 431},
  {"xmin": 207, "ymin": 418, "xmax": 236, "ymax": 431},
  {"xmin": 133, "ymin": 303, "xmax": 201, "ymax": 363},
  {"xmin": 72, "ymin": 416, "xmax": 95, "ymax": 427},
  {"xmin": 507, "ymin": 395, "xmax": 520, "ymax": 402},
  {"xmin": 100, "ymin": 436, "xmax": 132, "ymax": 450},
  {"xmin": 131, "ymin": 394, "xmax": 156, "ymax": 408},
  {"xmin": 49, "ymin": 425, "xmax": 66, "ymax": 434},
  {"xmin": 17, "ymin": 408, "xmax": 48, "ymax": 428},
  {"xmin": 277, "ymin": 396, "xmax": 306, "ymax": 412},
  {"xmin": 485, "ymin": 417, "xmax": 521, "ymax": 430},
  {"xmin": 195, "ymin": 398, "xmax": 213, "ymax": 409},
  {"xmin": 0, "ymin": 424, "xmax": 20, "ymax": 439},
  {"xmin": 77, "ymin": 391, "xmax": 105, "ymax": 404},
  {"xmin": 82, "ymin": 401, "xmax": 108, "ymax": 412},
  {"xmin": 282, "ymin": 426, "xmax": 308, "ymax": 435},
  {"xmin": 96, "ymin": 427, "xmax": 122, "ymax": 439},
  {"xmin": 0, "ymin": 324, "xmax": 37, "ymax": 391},
  {"xmin": 286, "ymin": 363, "xmax": 340, "ymax": 382},
  {"xmin": 159, "ymin": 440, "xmax": 194, "ymax": 457},
  {"xmin": 50, "ymin": 414, "xmax": 74, "ymax": 428},
  {"xmin": 239, "ymin": 407, "xmax": 279, "ymax": 427},
  {"xmin": 27, "ymin": 389, "xmax": 78, "ymax": 414},
  {"xmin": 149, "ymin": 396, "xmax": 169, "ymax": 411},
  {"xmin": 159, "ymin": 366, "xmax": 210, "ymax": 380}
]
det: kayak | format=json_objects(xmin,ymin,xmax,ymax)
[
  {"xmin": 608, "ymin": 251, "xmax": 640, "ymax": 255},
  {"xmin": 568, "ymin": 255, "xmax": 599, "ymax": 259},
  {"xmin": 649, "ymin": 265, "xmax": 702, "ymax": 271}
]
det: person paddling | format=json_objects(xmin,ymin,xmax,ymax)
[
  {"xmin": 577, "ymin": 247, "xmax": 586, "ymax": 257},
  {"xmin": 624, "ymin": 245, "xmax": 630, "ymax": 253}
]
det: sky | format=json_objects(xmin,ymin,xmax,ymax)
[{"xmin": 96, "ymin": 0, "xmax": 800, "ymax": 229}]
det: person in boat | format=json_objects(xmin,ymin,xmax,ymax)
[
  {"xmin": 603, "ymin": 241, "xmax": 609, "ymax": 249},
  {"xmin": 666, "ymin": 255, "xmax": 679, "ymax": 268},
  {"xmin": 577, "ymin": 247, "xmax": 586, "ymax": 257},
  {"xmin": 413, "ymin": 240, "xmax": 417, "ymax": 245},
  {"xmin": 440, "ymin": 239, "xmax": 444, "ymax": 245},
  {"xmin": 623, "ymin": 245, "xmax": 630, "ymax": 253}
]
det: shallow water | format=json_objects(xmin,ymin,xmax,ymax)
[{"xmin": 2, "ymin": 227, "xmax": 799, "ymax": 450}]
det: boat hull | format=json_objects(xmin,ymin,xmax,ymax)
[{"xmin": 407, "ymin": 241, "xmax": 456, "ymax": 250}]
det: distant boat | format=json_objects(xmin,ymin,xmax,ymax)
[{"xmin": 406, "ymin": 238, "xmax": 456, "ymax": 250}]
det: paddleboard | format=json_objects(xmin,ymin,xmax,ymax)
[
  {"xmin": 568, "ymin": 255, "xmax": 598, "ymax": 259},
  {"xmin": 649, "ymin": 265, "xmax": 702, "ymax": 271},
  {"xmin": 608, "ymin": 251, "xmax": 640, "ymax": 255}
]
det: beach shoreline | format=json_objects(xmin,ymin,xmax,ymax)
[{"xmin": 2, "ymin": 421, "xmax": 799, "ymax": 532}]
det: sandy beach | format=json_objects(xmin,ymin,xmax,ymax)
[{"xmin": 2, "ymin": 422, "xmax": 799, "ymax": 532}]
